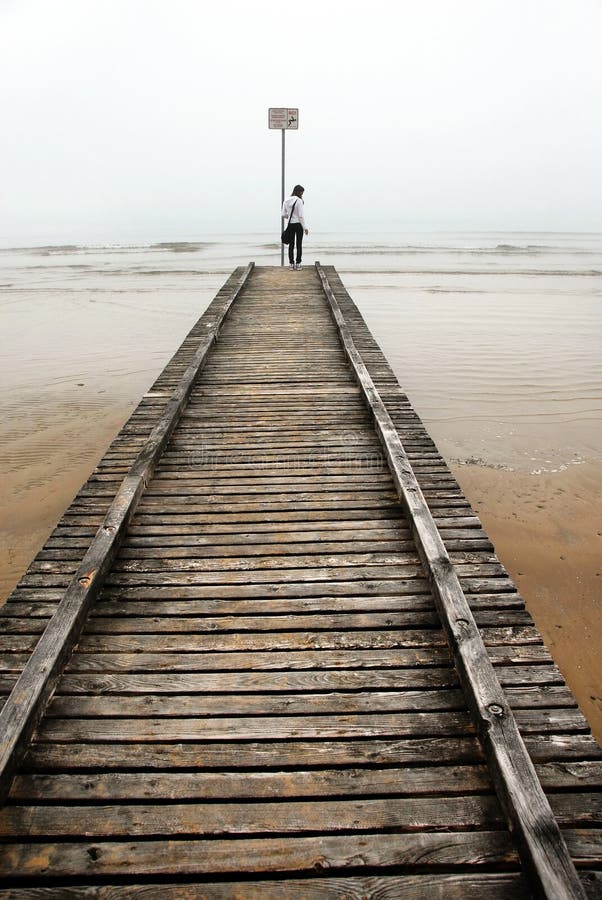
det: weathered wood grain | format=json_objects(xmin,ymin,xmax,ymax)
[
  {"xmin": 0, "ymin": 841, "xmax": 526, "ymax": 885},
  {"xmin": 53, "ymin": 667, "xmax": 459, "ymax": 694},
  {"xmin": 0, "ymin": 794, "xmax": 505, "ymax": 837},
  {"xmin": 23, "ymin": 736, "xmax": 485, "ymax": 770},
  {"xmin": 48, "ymin": 664, "xmax": 564, "ymax": 696},
  {"xmin": 10, "ymin": 764, "xmax": 492, "ymax": 801},
  {"xmin": 45, "ymin": 688, "xmax": 468, "ymax": 718},
  {"xmin": 34, "ymin": 711, "xmax": 475, "ymax": 742}
]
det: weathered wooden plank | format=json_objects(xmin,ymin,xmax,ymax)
[
  {"xmin": 70, "ymin": 503, "xmax": 408, "ymax": 533},
  {"xmin": 0, "ymin": 603, "xmax": 59, "ymax": 619},
  {"xmin": 18, "ymin": 570, "xmax": 433, "ymax": 591},
  {"xmin": 71, "ymin": 630, "xmax": 449, "ymax": 653},
  {"xmin": 35, "ymin": 711, "xmax": 475, "ymax": 742},
  {"xmin": 39, "ymin": 685, "xmax": 576, "ymax": 718},
  {"xmin": 116, "ymin": 533, "xmax": 494, "ymax": 552},
  {"xmin": 48, "ymin": 665, "xmax": 564, "ymax": 697},
  {"xmin": 99, "ymin": 563, "xmax": 504, "ymax": 587},
  {"xmin": 0, "ymin": 841, "xmax": 527, "ymax": 885},
  {"xmin": 162, "ymin": 432, "xmax": 381, "ymax": 449},
  {"xmin": 79, "ymin": 480, "xmax": 401, "ymax": 500},
  {"xmin": 99, "ymin": 550, "xmax": 499, "ymax": 572},
  {"xmin": 56, "ymin": 646, "xmax": 556, "ymax": 675},
  {"xmin": 54, "ymin": 667, "xmax": 458, "ymax": 694},
  {"xmin": 42, "ymin": 535, "xmax": 434, "ymax": 555},
  {"xmin": 31, "ymin": 708, "xmax": 586, "ymax": 745},
  {"xmin": 113, "ymin": 538, "xmax": 433, "ymax": 557},
  {"xmin": 20, "ymin": 735, "xmax": 601, "ymax": 774},
  {"xmin": 1, "ymin": 608, "xmax": 534, "ymax": 636},
  {"xmin": 36, "ymin": 550, "xmax": 425, "ymax": 573},
  {"xmin": 0, "ymin": 794, "xmax": 504, "ymax": 837},
  {"xmin": 23, "ymin": 757, "xmax": 602, "ymax": 815},
  {"xmin": 45, "ymin": 688, "xmax": 467, "ymax": 718},
  {"xmin": 10, "ymin": 764, "xmax": 493, "ymax": 801},
  {"xmin": 73, "ymin": 494, "xmax": 402, "ymax": 514},
  {"xmin": 0, "ymin": 580, "xmax": 528, "ymax": 606},
  {"xmin": 127, "ymin": 515, "xmax": 407, "ymax": 533},
  {"xmin": 75, "ymin": 609, "xmax": 532, "ymax": 633},
  {"xmin": 67, "ymin": 627, "xmax": 540, "ymax": 654},
  {"xmin": 22, "ymin": 736, "xmax": 485, "ymax": 771},
  {"xmin": 537, "ymin": 761, "xmax": 602, "ymax": 789},
  {"xmin": 85, "ymin": 608, "xmax": 446, "ymax": 632},
  {"xmin": 90, "ymin": 594, "xmax": 438, "ymax": 616},
  {"xmin": 86, "ymin": 594, "xmax": 524, "ymax": 616},
  {"xmin": 549, "ymin": 792, "xmax": 602, "ymax": 823},
  {"xmin": 95, "ymin": 508, "xmax": 409, "ymax": 526}
]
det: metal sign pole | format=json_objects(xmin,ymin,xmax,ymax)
[
  {"xmin": 268, "ymin": 108, "xmax": 298, "ymax": 268},
  {"xmin": 281, "ymin": 128, "xmax": 285, "ymax": 267}
]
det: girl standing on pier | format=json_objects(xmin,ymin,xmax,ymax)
[{"xmin": 282, "ymin": 185, "xmax": 309, "ymax": 270}]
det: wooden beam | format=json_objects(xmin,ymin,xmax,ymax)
[
  {"xmin": 0, "ymin": 263, "xmax": 254, "ymax": 805},
  {"xmin": 315, "ymin": 262, "xmax": 585, "ymax": 900}
]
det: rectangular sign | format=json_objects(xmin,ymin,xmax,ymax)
[{"xmin": 268, "ymin": 107, "xmax": 299, "ymax": 129}]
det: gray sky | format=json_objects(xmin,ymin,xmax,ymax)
[{"xmin": 1, "ymin": 0, "xmax": 601, "ymax": 241}]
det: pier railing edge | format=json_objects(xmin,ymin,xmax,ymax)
[
  {"xmin": 315, "ymin": 261, "xmax": 586, "ymax": 900},
  {"xmin": 0, "ymin": 262, "xmax": 255, "ymax": 804}
]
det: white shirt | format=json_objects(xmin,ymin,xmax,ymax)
[{"xmin": 282, "ymin": 195, "xmax": 307, "ymax": 230}]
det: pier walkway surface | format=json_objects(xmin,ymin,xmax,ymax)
[{"xmin": 0, "ymin": 265, "xmax": 600, "ymax": 898}]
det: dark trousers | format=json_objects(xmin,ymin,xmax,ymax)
[{"xmin": 288, "ymin": 223, "xmax": 304, "ymax": 264}]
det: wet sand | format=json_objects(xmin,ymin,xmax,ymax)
[
  {"xmin": 0, "ymin": 402, "xmax": 134, "ymax": 600},
  {"xmin": 451, "ymin": 461, "xmax": 602, "ymax": 744}
]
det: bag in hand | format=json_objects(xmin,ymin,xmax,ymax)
[{"xmin": 281, "ymin": 199, "xmax": 298, "ymax": 244}]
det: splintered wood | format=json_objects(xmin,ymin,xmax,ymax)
[{"xmin": 0, "ymin": 265, "xmax": 600, "ymax": 898}]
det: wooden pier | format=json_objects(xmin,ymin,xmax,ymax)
[{"xmin": 0, "ymin": 264, "xmax": 600, "ymax": 897}]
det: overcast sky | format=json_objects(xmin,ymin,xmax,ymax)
[{"xmin": 1, "ymin": 0, "xmax": 601, "ymax": 242}]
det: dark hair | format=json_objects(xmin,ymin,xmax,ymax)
[{"xmin": 292, "ymin": 184, "xmax": 305, "ymax": 198}]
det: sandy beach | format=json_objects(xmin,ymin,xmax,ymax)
[
  {"xmin": 452, "ymin": 461, "xmax": 602, "ymax": 741},
  {"xmin": 0, "ymin": 399, "xmax": 133, "ymax": 599},
  {"xmin": 1, "ymin": 234, "xmax": 600, "ymax": 743}
]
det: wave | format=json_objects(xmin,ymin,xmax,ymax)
[
  {"xmin": 2, "ymin": 236, "xmax": 601, "ymax": 257},
  {"xmin": 494, "ymin": 243, "xmax": 559, "ymax": 253},
  {"xmin": 339, "ymin": 268, "xmax": 602, "ymax": 276},
  {"xmin": 1, "ymin": 242, "xmax": 212, "ymax": 255},
  {"xmin": 150, "ymin": 242, "xmax": 213, "ymax": 253},
  {"xmin": 19, "ymin": 245, "xmax": 82, "ymax": 254}
]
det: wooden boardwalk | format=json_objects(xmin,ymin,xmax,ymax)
[{"xmin": 0, "ymin": 264, "xmax": 600, "ymax": 897}]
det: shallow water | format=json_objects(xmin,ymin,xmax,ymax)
[
  {"xmin": 2, "ymin": 231, "xmax": 600, "ymax": 476},
  {"xmin": 344, "ymin": 267, "xmax": 602, "ymax": 474}
]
